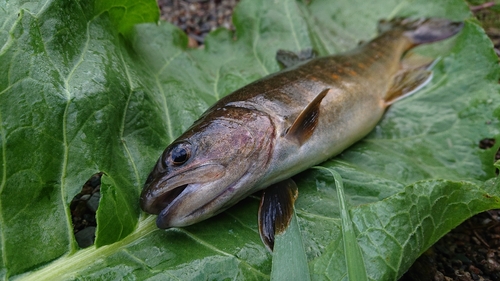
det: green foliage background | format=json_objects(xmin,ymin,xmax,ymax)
[{"xmin": 0, "ymin": 0, "xmax": 499, "ymax": 280}]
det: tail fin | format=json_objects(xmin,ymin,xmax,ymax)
[{"xmin": 378, "ymin": 18, "xmax": 464, "ymax": 45}]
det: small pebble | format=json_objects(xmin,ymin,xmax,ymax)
[
  {"xmin": 158, "ymin": 0, "xmax": 240, "ymax": 46},
  {"xmin": 75, "ymin": 226, "xmax": 96, "ymax": 248},
  {"xmin": 87, "ymin": 192, "xmax": 100, "ymax": 213},
  {"xmin": 469, "ymin": 265, "xmax": 483, "ymax": 275},
  {"xmin": 88, "ymin": 172, "xmax": 103, "ymax": 188}
]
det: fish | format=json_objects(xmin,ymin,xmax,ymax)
[{"xmin": 140, "ymin": 18, "xmax": 463, "ymax": 251}]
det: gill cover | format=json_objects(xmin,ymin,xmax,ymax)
[{"xmin": 140, "ymin": 106, "xmax": 274, "ymax": 228}]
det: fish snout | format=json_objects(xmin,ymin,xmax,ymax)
[
  {"xmin": 140, "ymin": 163, "xmax": 226, "ymax": 224},
  {"xmin": 140, "ymin": 183, "xmax": 188, "ymax": 215}
]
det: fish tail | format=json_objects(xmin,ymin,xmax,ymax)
[{"xmin": 378, "ymin": 18, "xmax": 464, "ymax": 45}]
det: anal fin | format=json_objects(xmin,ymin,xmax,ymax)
[
  {"xmin": 258, "ymin": 178, "xmax": 298, "ymax": 252},
  {"xmin": 384, "ymin": 58, "xmax": 437, "ymax": 106},
  {"xmin": 286, "ymin": 88, "xmax": 330, "ymax": 145}
]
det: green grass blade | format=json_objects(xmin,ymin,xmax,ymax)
[
  {"xmin": 271, "ymin": 209, "xmax": 311, "ymax": 281},
  {"xmin": 313, "ymin": 166, "xmax": 368, "ymax": 281}
]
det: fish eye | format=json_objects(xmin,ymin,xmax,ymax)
[{"xmin": 170, "ymin": 143, "xmax": 191, "ymax": 165}]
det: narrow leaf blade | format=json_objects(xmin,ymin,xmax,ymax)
[{"xmin": 271, "ymin": 210, "xmax": 310, "ymax": 281}]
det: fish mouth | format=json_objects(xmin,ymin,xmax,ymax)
[
  {"xmin": 141, "ymin": 161, "xmax": 253, "ymax": 229},
  {"xmin": 140, "ymin": 163, "xmax": 226, "ymax": 220},
  {"xmin": 155, "ymin": 180, "xmax": 240, "ymax": 229},
  {"xmin": 140, "ymin": 184, "xmax": 189, "ymax": 215}
]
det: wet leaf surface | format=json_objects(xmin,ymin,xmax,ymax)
[{"xmin": 1, "ymin": 0, "xmax": 499, "ymax": 280}]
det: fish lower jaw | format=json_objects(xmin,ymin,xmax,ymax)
[
  {"xmin": 141, "ymin": 184, "xmax": 188, "ymax": 215},
  {"xmin": 155, "ymin": 182, "xmax": 211, "ymax": 228},
  {"xmin": 155, "ymin": 180, "xmax": 243, "ymax": 229}
]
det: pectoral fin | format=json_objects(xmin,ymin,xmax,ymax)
[
  {"xmin": 258, "ymin": 178, "xmax": 298, "ymax": 252},
  {"xmin": 286, "ymin": 88, "xmax": 330, "ymax": 145},
  {"xmin": 276, "ymin": 49, "xmax": 315, "ymax": 68}
]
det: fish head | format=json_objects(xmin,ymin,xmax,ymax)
[{"xmin": 140, "ymin": 106, "xmax": 274, "ymax": 228}]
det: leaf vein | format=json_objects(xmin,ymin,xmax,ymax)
[
  {"xmin": 173, "ymin": 228, "xmax": 269, "ymax": 278},
  {"xmin": 284, "ymin": 0, "xmax": 301, "ymax": 50},
  {"xmin": 154, "ymin": 51, "xmax": 183, "ymax": 142},
  {"xmin": 224, "ymin": 212, "xmax": 259, "ymax": 234},
  {"xmin": 0, "ymin": 109, "xmax": 7, "ymax": 271},
  {"xmin": 252, "ymin": 15, "xmax": 269, "ymax": 75},
  {"xmin": 213, "ymin": 66, "xmax": 221, "ymax": 100},
  {"xmin": 117, "ymin": 47, "xmax": 141, "ymax": 188}
]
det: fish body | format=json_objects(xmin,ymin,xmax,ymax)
[{"xmin": 140, "ymin": 18, "xmax": 463, "ymax": 249}]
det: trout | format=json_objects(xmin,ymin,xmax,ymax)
[{"xmin": 140, "ymin": 18, "xmax": 463, "ymax": 250}]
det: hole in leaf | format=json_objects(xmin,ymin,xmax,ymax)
[
  {"xmin": 70, "ymin": 172, "xmax": 103, "ymax": 248},
  {"xmin": 478, "ymin": 138, "xmax": 499, "ymax": 175},
  {"xmin": 479, "ymin": 138, "xmax": 495, "ymax": 149}
]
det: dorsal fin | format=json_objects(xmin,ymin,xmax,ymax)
[
  {"xmin": 285, "ymin": 88, "xmax": 330, "ymax": 145},
  {"xmin": 276, "ymin": 49, "xmax": 315, "ymax": 68}
]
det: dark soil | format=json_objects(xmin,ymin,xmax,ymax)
[
  {"xmin": 402, "ymin": 210, "xmax": 500, "ymax": 281},
  {"xmin": 158, "ymin": 0, "xmax": 238, "ymax": 47},
  {"xmin": 70, "ymin": 172, "xmax": 102, "ymax": 248}
]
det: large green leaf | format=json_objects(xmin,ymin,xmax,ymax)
[{"xmin": 1, "ymin": 0, "xmax": 499, "ymax": 279}]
